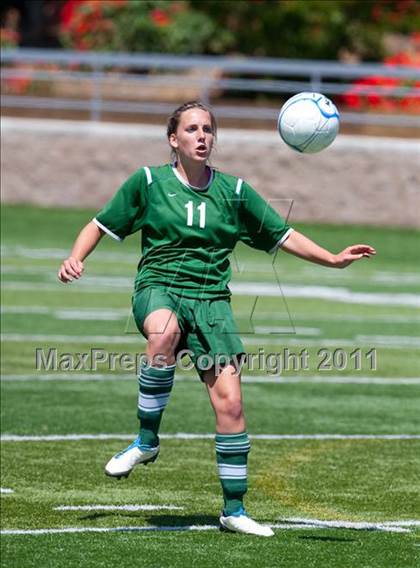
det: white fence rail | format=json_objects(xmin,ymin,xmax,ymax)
[{"xmin": 1, "ymin": 48, "xmax": 419, "ymax": 127}]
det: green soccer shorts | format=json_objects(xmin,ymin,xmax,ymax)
[{"xmin": 132, "ymin": 287, "xmax": 245, "ymax": 377}]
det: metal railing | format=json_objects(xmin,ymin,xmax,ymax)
[{"xmin": 1, "ymin": 48, "xmax": 420, "ymax": 127}]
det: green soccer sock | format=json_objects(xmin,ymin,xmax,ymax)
[
  {"xmin": 215, "ymin": 431, "xmax": 251, "ymax": 516},
  {"xmin": 137, "ymin": 362, "xmax": 175, "ymax": 448}
]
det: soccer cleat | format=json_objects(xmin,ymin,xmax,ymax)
[
  {"xmin": 219, "ymin": 508, "xmax": 274, "ymax": 537},
  {"xmin": 104, "ymin": 437, "xmax": 159, "ymax": 479}
]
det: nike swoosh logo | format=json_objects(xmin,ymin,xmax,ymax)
[{"xmin": 168, "ymin": 193, "xmax": 177, "ymax": 197}]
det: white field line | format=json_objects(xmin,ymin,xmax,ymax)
[
  {"xmin": 237, "ymin": 312, "xmax": 420, "ymax": 324},
  {"xmin": 2, "ymin": 374, "xmax": 420, "ymax": 386},
  {"xmin": 279, "ymin": 517, "xmax": 420, "ymax": 531},
  {"xmin": 242, "ymin": 336, "xmax": 420, "ymax": 349},
  {"xmin": 4, "ymin": 259, "xmax": 420, "ymax": 290},
  {"xmin": 2, "ymin": 332, "xmax": 419, "ymax": 349},
  {"xmin": 253, "ymin": 326, "xmax": 321, "ymax": 335},
  {"xmin": 1, "ymin": 282, "xmax": 120, "ymax": 293},
  {"xmin": 3, "ymin": 279, "xmax": 420, "ymax": 307},
  {"xmin": 1, "ymin": 433, "xmax": 419, "ymax": 443},
  {"xmin": 0, "ymin": 488, "xmax": 14, "ymax": 494},
  {"xmin": 0, "ymin": 519, "xmax": 414, "ymax": 536},
  {"xmin": 3, "ymin": 306, "xmax": 420, "ymax": 324},
  {"xmin": 3, "ymin": 117, "xmax": 420, "ymax": 154},
  {"xmin": 54, "ymin": 505, "xmax": 183, "ymax": 512},
  {"xmin": 232, "ymin": 283, "xmax": 420, "ymax": 308},
  {"xmin": 0, "ymin": 246, "xmax": 138, "ymax": 263},
  {"xmin": 1, "ymin": 306, "xmax": 129, "ymax": 321},
  {"xmin": 1, "ymin": 333, "xmax": 144, "ymax": 344}
]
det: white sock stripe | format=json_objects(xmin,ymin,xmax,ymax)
[
  {"xmin": 138, "ymin": 405, "xmax": 167, "ymax": 413},
  {"xmin": 139, "ymin": 379, "xmax": 174, "ymax": 388},
  {"xmin": 140, "ymin": 375, "xmax": 174, "ymax": 383},
  {"xmin": 218, "ymin": 464, "xmax": 247, "ymax": 478},
  {"xmin": 141, "ymin": 366, "xmax": 176, "ymax": 375},
  {"xmin": 138, "ymin": 393, "xmax": 170, "ymax": 411},
  {"xmin": 140, "ymin": 373, "xmax": 174, "ymax": 382},
  {"xmin": 216, "ymin": 432, "xmax": 248, "ymax": 439},
  {"xmin": 216, "ymin": 449, "xmax": 251, "ymax": 455},
  {"xmin": 216, "ymin": 443, "xmax": 251, "ymax": 452},
  {"xmin": 216, "ymin": 442, "xmax": 250, "ymax": 446},
  {"xmin": 219, "ymin": 474, "xmax": 248, "ymax": 480},
  {"xmin": 216, "ymin": 444, "xmax": 251, "ymax": 451},
  {"xmin": 218, "ymin": 463, "xmax": 247, "ymax": 468},
  {"xmin": 140, "ymin": 393, "xmax": 171, "ymax": 400}
]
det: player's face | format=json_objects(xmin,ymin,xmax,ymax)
[{"xmin": 169, "ymin": 109, "xmax": 214, "ymax": 163}]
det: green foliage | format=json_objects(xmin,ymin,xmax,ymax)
[
  {"xmin": 59, "ymin": 0, "xmax": 420, "ymax": 59},
  {"xmin": 193, "ymin": 0, "xmax": 420, "ymax": 60},
  {"xmin": 60, "ymin": 0, "xmax": 235, "ymax": 54}
]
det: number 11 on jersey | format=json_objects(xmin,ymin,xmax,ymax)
[{"xmin": 185, "ymin": 201, "xmax": 206, "ymax": 229}]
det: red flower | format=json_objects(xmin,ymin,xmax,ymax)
[
  {"xmin": 150, "ymin": 9, "xmax": 171, "ymax": 27},
  {"xmin": 60, "ymin": 0, "xmax": 85, "ymax": 29}
]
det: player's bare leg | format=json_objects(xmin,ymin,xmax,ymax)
[
  {"xmin": 105, "ymin": 310, "xmax": 180, "ymax": 479},
  {"xmin": 203, "ymin": 365, "xmax": 274, "ymax": 537}
]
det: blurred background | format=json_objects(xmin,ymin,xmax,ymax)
[
  {"xmin": 1, "ymin": 0, "xmax": 419, "ymax": 130},
  {"xmin": 1, "ymin": 0, "xmax": 419, "ymax": 226}
]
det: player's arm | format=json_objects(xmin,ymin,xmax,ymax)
[
  {"xmin": 281, "ymin": 230, "xmax": 376, "ymax": 269},
  {"xmin": 58, "ymin": 221, "xmax": 104, "ymax": 283}
]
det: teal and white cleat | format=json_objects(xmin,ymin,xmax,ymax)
[
  {"xmin": 219, "ymin": 508, "xmax": 274, "ymax": 537},
  {"xmin": 104, "ymin": 437, "xmax": 159, "ymax": 479}
]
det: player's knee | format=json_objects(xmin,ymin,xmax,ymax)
[
  {"xmin": 221, "ymin": 395, "xmax": 243, "ymax": 422},
  {"xmin": 147, "ymin": 333, "xmax": 179, "ymax": 359}
]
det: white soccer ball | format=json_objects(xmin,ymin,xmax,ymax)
[{"xmin": 277, "ymin": 92, "xmax": 340, "ymax": 153}]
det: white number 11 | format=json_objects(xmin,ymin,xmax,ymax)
[{"xmin": 185, "ymin": 201, "xmax": 206, "ymax": 229}]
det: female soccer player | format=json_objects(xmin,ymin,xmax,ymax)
[{"xmin": 58, "ymin": 101, "xmax": 375, "ymax": 537}]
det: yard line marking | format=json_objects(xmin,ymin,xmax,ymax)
[
  {"xmin": 4, "ymin": 306, "xmax": 420, "ymax": 324},
  {"xmin": 0, "ymin": 488, "xmax": 14, "ymax": 494},
  {"xmin": 242, "ymin": 336, "xmax": 420, "ymax": 349},
  {"xmin": 1, "ymin": 306, "xmax": 129, "ymax": 321},
  {"xmin": 2, "ymin": 374, "xmax": 420, "ymax": 386},
  {"xmin": 1, "ymin": 282, "xmax": 123, "ymax": 294},
  {"xmin": 279, "ymin": 517, "xmax": 420, "ymax": 531},
  {"xmin": 0, "ymin": 519, "xmax": 413, "ymax": 536},
  {"xmin": 3, "ymin": 279, "xmax": 420, "ymax": 307},
  {"xmin": 253, "ymin": 326, "xmax": 321, "ymax": 335},
  {"xmin": 356, "ymin": 335, "xmax": 420, "ymax": 347},
  {"xmin": 0, "ymin": 525, "xmax": 218, "ymax": 536},
  {"xmin": 237, "ymin": 313, "xmax": 420, "ymax": 324},
  {"xmin": 54, "ymin": 505, "xmax": 184, "ymax": 512},
  {"xmin": 1, "ymin": 333, "xmax": 144, "ymax": 344},
  {"xmin": 232, "ymin": 283, "xmax": 420, "ymax": 307},
  {"xmin": 2, "ymin": 332, "xmax": 419, "ymax": 350},
  {"xmin": 2, "ymin": 433, "xmax": 419, "ymax": 442},
  {"xmin": 1, "ymin": 246, "xmax": 138, "ymax": 263}
]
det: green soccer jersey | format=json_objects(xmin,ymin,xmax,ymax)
[{"xmin": 94, "ymin": 164, "xmax": 292, "ymax": 299}]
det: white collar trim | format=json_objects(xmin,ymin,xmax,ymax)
[{"xmin": 171, "ymin": 165, "xmax": 214, "ymax": 191}]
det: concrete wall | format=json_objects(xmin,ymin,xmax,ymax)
[{"xmin": 2, "ymin": 118, "xmax": 419, "ymax": 227}]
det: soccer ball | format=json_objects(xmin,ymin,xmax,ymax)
[{"xmin": 277, "ymin": 92, "xmax": 340, "ymax": 153}]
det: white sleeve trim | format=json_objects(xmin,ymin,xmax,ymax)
[
  {"xmin": 144, "ymin": 166, "xmax": 152, "ymax": 185},
  {"xmin": 235, "ymin": 178, "xmax": 243, "ymax": 195},
  {"xmin": 269, "ymin": 227, "xmax": 294, "ymax": 254},
  {"xmin": 93, "ymin": 218, "xmax": 123, "ymax": 242}
]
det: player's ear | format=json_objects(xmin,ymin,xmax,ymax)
[{"xmin": 169, "ymin": 133, "xmax": 178, "ymax": 150}]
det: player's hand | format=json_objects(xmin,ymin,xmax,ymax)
[
  {"xmin": 58, "ymin": 257, "xmax": 84, "ymax": 283},
  {"xmin": 333, "ymin": 245, "xmax": 376, "ymax": 269}
]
